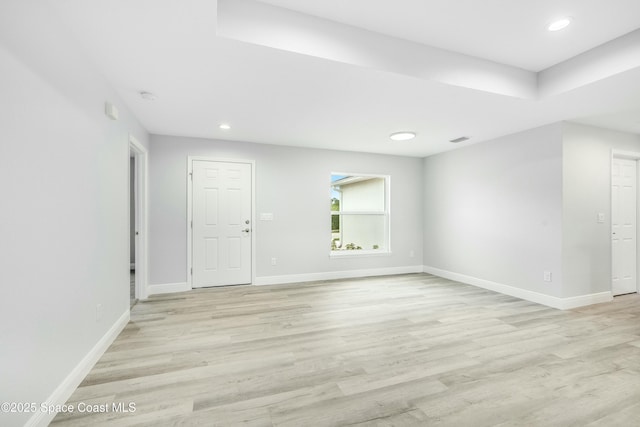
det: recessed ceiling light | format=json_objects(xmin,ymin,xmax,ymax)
[
  {"xmin": 219, "ymin": 123, "xmax": 231, "ymax": 130},
  {"xmin": 389, "ymin": 131, "xmax": 416, "ymax": 141},
  {"xmin": 139, "ymin": 91, "xmax": 157, "ymax": 101},
  {"xmin": 547, "ymin": 17, "xmax": 572, "ymax": 32}
]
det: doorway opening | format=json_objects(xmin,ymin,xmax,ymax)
[
  {"xmin": 129, "ymin": 135, "xmax": 148, "ymax": 303},
  {"xmin": 130, "ymin": 152, "xmax": 136, "ymax": 306}
]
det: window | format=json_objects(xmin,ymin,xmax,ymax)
[{"xmin": 331, "ymin": 173, "xmax": 389, "ymax": 255}]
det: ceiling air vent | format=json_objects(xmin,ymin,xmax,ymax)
[{"xmin": 449, "ymin": 136, "xmax": 470, "ymax": 143}]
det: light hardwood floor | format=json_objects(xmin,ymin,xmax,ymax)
[{"xmin": 52, "ymin": 273, "xmax": 640, "ymax": 426}]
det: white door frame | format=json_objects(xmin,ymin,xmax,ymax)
[
  {"xmin": 129, "ymin": 134, "xmax": 149, "ymax": 300},
  {"xmin": 187, "ymin": 156, "xmax": 256, "ymax": 288},
  {"xmin": 611, "ymin": 149, "xmax": 640, "ymax": 295}
]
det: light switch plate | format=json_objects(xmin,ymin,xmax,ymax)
[
  {"xmin": 597, "ymin": 213, "xmax": 605, "ymax": 223},
  {"xmin": 260, "ymin": 213, "xmax": 274, "ymax": 221}
]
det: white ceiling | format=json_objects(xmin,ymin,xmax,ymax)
[
  {"xmin": 45, "ymin": 0, "xmax": 640, "ymax": 157},
  {"xmin": 258, "ymin": 0, "xmax": 640, "ymax": 72}
]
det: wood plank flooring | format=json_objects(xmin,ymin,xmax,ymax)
[{"xmin": 51, "ymin": 273, "xmax": 640, "ymax": 426}]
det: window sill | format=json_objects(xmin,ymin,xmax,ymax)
[{"xmin": 330, "ymin": 250, "xmax": 392, "ymax": 259}]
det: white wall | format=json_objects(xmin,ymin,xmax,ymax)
[
  {"xmin": 0, "ymin": 2, "xmax": 149, "ymax": 426},
  {"xmin": 149, "ymin": 135, "xmax": 423, "ymax": 286},
  {"xmin": 423, "ymin": 124, "xmax": 564, "ymax": 298},
  {"xmin": 562, "ymin": 122, "xmax": 640, "ymax": 297}
]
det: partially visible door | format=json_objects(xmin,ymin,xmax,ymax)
[
  {"xmin": 612, "ymin": 158, "xmax": 637, "ymax": 296},
  {"xmin": 192, "ymin": 160, "xmax": 252, "ymax": 287}
]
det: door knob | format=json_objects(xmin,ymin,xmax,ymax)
[{"xmin": 242, "ymin": 228, "xmax": 250, "ymax": 233}]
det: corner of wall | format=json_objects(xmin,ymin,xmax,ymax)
[{"xmin": 25, "ymin": 310, "xmax": 130, "ymax": 427}]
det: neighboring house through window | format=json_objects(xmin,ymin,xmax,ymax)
[{"xmin": 331, "ymin": 173, "xmax": 390, "ymax": 255}]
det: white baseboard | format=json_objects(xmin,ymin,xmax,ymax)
[
  {"xmin": 560, "ymin": 292, "xmax": 613, "ymax": 309},
  {"xmin": 147, "ymin": 282, "xmax": 190, "ymax": 296},
  {"xmin": 423, "ymin": 265, "xmax": 612, "ymax": 310},
  {"xmin": 254, "ymin": 265, "xmax": 424, "ymax": 286},
  {"xmin": 27, "ymin": 310, "xmax": 130, "ymax": 427}
]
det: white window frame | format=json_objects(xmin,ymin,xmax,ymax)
[{"xmin": 330, "ymin": 172, "xmax": 391, "ymax": 258}]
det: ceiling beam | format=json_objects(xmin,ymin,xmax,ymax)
[{"xmin": 217, "ymin": 0, "xmax": 537, "ymax": 99}]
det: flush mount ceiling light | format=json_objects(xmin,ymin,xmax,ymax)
[
  {"xmin": 547, "ymin": 17, "xmax": 572, "ymax": 32},
  {"xmin": 389, "ymin": 131, "xmax": 416, "ymax": 141},
  {"xmin": 219, "ymin": 123, "xmax": 231, "ymax": 130},
  {"xmin": 139, "ymin": 91, "xmax": 157, "ymax": 101}
]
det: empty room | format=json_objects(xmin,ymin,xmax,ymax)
[{"xmin": 3, "ymin": 1, "xmax": 640, "ymax": 426}]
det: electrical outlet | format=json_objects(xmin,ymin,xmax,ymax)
[
  {"xmin": 271, "ymin": 257, "xmax": 277, "ymax": 266},
  {"xmin": 96, "ymin": 304, "xmax": 103, "ymax": 322},
  {"xmin": 409, "ymin": 250, "xmax": 415, "ymax": 258},
  {"xmin": 543, "ymin": 271, "xmax": 552, "ymax": 282}
]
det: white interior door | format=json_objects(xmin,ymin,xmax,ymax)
[
  {"xmin": 612, "ymin": 158, "xmax": 637, "ymax": 296},
  {"xmin": 192, "ymin": 160, "xmax": 252, "ymax": 288}
]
